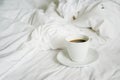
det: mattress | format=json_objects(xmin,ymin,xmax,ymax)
[{"xmin": 0, "ymin": 0, "xmax": 120, "ymax": 80}]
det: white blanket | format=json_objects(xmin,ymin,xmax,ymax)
[{"xmin": 0, "ymin": 0, "xmax": 120, "ymax": 80}]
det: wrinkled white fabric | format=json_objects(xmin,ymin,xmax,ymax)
[{"xmin": 0, "ymin": 0, "xmax": 120, "ymax": 80}]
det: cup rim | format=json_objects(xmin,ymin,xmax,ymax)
[{"xmin": 65, "ymin": 34, "xmax": 89, "ymax": 44}]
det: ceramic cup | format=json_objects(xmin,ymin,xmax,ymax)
[{"xmin": 65, "ymin": 34, "xmax": 90, "ymax": 63}]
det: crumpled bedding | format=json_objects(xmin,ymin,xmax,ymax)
[{"xmin": 0, "ymin": 0, "xmax": 120, "ymax": 80}]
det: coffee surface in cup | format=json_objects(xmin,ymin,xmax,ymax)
[{"xmin": 69, "ymin": 39, "xmax": 87, "ymax": 43}]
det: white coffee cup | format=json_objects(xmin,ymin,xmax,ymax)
[{"xmin": 65, "ymin": 34, "xmax": 90, "ymax": 63}]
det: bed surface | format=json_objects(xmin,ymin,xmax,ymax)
[{"xmin": 0, "ymin": 0, "xmax": 120, "ymax": 80}]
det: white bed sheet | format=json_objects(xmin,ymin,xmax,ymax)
[{"xmin": 0, "ymin": 0, "xmax": 120, "ymax": 80}]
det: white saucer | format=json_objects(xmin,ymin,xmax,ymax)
[{"xmin": 57, "ymin": 49, "xmax": 99, "ymax": 68}]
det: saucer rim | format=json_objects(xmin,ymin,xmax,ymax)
[{"xmin": 57, "ymin": 48, "xmax": 99, "ymax": 68}]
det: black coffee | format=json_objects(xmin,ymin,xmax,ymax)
[{"xmin": 70, "ymin": 39, "xmax": 87, "ymax": 43}]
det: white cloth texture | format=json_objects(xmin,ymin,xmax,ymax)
[{"xmin": 0, "ymin": 0, "xmax": 120, "ymax": 80}]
